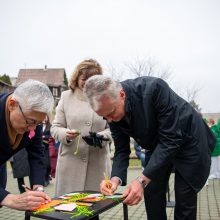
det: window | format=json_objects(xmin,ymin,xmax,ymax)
[{"xmin": 53, "ymin": 87, "xmax": 58, "ymax": 97}]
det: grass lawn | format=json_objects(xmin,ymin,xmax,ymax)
[
  {"xmin": 110, "ymin": 144, "xmax": 142, "ymax": 168},
  {"xmin": 129, "ymin": 159, "xmax": 141, "ymax": 167}
]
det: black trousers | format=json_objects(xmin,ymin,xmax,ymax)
[
  {"xmin": 0, "ymin": 163, "xmax": 7, "ymax": 188},
  {"xmin": 44, "ymin": 144, "xmax": 51, "ymax": 181},
  {"xmin": 144, "ymin": 164, "xmax": 197, "ymax": 220},
  {"xmin": 17, "ymin": 177, "xmax": 26, "ymax": 193}
]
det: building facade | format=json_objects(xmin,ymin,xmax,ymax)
[{"xmin": 16, "ymin": 67, "xmax": 68, "ymax": 105}]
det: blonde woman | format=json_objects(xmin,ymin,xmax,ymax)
[{"xmin": 51, "ymin": 59, "xmax": 112, "ymax": 199}]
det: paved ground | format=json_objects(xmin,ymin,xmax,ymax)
[{"xmin": 0, "ymin": 167, "xmax": 220, "ymax": 220}]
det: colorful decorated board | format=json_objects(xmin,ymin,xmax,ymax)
[{"xmin": 31, "ymin": 192, "xmax": 123, "ymax": 219}]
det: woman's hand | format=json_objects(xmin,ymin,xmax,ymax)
[
  {"xmin": 66, "ymin": 129, "xmax": 80, "ymax": 141},
  {"xmin": 1, "ymin": 191, "xmax": 51, "ymax": 211}
]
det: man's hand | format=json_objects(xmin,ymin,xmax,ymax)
[
  {"xmin": 122, "ymin": 175, "xmax": 150, "ymax": 206},
  {"xmin": 100, "ymin": 177, "xmax": 120, "ymax": 195},
  {"xmin": 122, "ymin": 180, "xmax": 144, "ymax": 205},
  {"xmin": 1, "ymin": 191, "xmax": 51, "ymax": 211}
]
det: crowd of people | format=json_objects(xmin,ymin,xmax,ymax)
[{"xmin": 0, "ymin": 58, "xmax": 219, "ymax": 220}]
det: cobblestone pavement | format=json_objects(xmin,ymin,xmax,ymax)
[{"xmin": 0, "ymin": 167, "xmax": 220, "ymax": 220}]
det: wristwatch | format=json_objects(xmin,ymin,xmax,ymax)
[
  {"xmin": 34, "ymin": 186, "xmax": 44, "ymax": 192},
  {"xmin": 136, "ymin": 176, "xmax": 148, "ymax": 188}
]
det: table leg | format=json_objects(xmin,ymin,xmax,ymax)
[
  {"xmin": 123, "ymin": 204, "xmax": 128, "ymax": 220},
  {"xmin": 24, "ymin": 212, "xmax": 30, "ymax": 220}
]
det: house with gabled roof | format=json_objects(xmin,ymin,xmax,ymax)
[{"xmin": 16, "ymin": 66, "xmax": 68, "ymax": 105}]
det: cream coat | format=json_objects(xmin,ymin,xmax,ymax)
[{"xmin": 51, "ymin": 89, "xmax": 112, "ymax": 196}]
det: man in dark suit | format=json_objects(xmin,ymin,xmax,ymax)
[
  {"xmin": 0, "ymin": 79, "xmax": 54, "ymax": 211},
  {"xmin": 84, "ymin": 75, "xmax": 215, "ymax": 220}
]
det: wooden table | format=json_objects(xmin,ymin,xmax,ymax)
[{"xmin": 25, "ymin": 191, "xmax": 128, "ymax": 220}]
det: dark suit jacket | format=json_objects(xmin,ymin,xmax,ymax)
[
  {"xmin": 12, "ymin": 148, "xmax": 30, "ymax": 178},
  {"xmin": 109, "ymin": 76, "xmax": 215, "ymax": 192},
  {"xmin": 0, "ymin": 93, "xmax": 45, "ymax": 202}
]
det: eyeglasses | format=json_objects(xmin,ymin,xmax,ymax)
[{"xmin": 18, "ymin": 104, "xmax": 42, "ymax": 126}]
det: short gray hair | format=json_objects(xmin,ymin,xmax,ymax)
[
  {"xmin": 12, "ymin": 79, "xmax": 54, "ymax": 113},
  {"xmin": 84, "ymin": 75, "xmax": 122, "ymax": 110}
]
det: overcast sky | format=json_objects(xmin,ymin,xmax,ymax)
[{"xmin": 0, "ymin": 0, "xmax": 219, "ymax": 113}]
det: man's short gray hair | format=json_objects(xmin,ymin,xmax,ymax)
[
  {"xmin": 12, "ymin": 79, "xmax": 54, "ymax": 113},
  {"xmin": 84, "ymin": 75, "xmax": 122, "ymax": 110}
]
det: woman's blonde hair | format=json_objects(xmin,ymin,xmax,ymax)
[{"xmin": 69, "ymin": 59, "xmax": 103, "ymax": 91}]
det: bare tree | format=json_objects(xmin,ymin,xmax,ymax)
[
  {"xmin": 125, "ymin": 56, "xmax": 172, "ymax": 82},
  {"xmin": 185, "ymin": 85, "xmax": 202, "ymax": 112},
  {"xmin": 106, "ymin": 56, "xmax": 202, "ymax": 112},
  {"xmin": 125, "ymin": 56, "xmax": 155, "ymax": 77},
  {"xmin": 106, "ymin": 63, "xmax": 125, "ymax": 81}
]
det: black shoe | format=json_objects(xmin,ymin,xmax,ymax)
[{"xmin": 44, "ymin": 180, "xmax": 50, "ymax": 187}]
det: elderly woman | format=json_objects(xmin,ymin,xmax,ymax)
[
  {"xmin": 51, "ymin": 59, "xmax": 112, "ymax": 197},
  {"xmin": 0, "ymin": 79, "xmax": 54, "ymax": 211}
]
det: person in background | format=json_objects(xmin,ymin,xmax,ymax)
[
  {"xmin": 84, "ymin": 75, "xmax": 216, "ymax": 220},
  {"xmin": 51, "ymin": 59, "xmax": 112, "ymax": 220},
  {"xmin": 134, "ymin": 141, "xmax": 146, "ymax": 170},
  {"xmin": 48, "ymin": 138, "xmax": 59, "ymax": 178},
  {"xmin": 0, "ymin": 79, "xmax": 54, "ymax": 211},
  {"xmin": 208, "ymin": 118, "xmax": 220, "ymax": 179},
  {"xmin": 50, "ymin": 60, "xmax": 112, "ymax": 192},
  {"xmin": 42, "ymin": 115, "xmax": 52, "ymax": 187},
  {"xmin": 207, "ymin": 118, "xmax": 215, "ymax": 128},
  {"xmin": 11, "ymin": 148, "xmax": 30, "ymax": 193}
]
